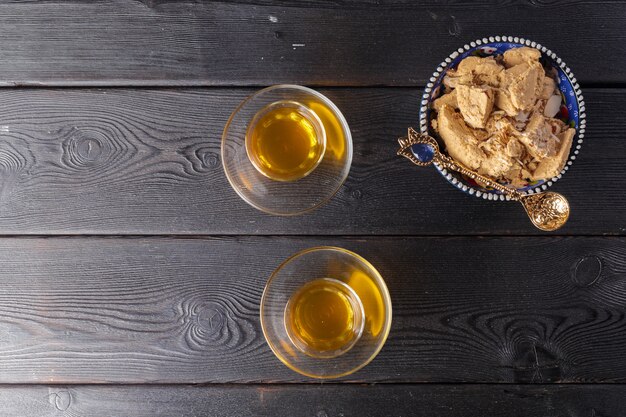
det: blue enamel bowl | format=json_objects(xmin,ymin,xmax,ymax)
[{"xmin": 416, "ymin": 36, "xmax": 586, "ymax": 201}]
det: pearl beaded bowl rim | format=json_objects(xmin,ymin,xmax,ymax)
[{"xmin": 419, "ymin": 35, "xmax": 586, "ymax": 202}]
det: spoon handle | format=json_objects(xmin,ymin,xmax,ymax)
[
  {"xmin": 397, "ymin": 128, "xmax": 523, "ymax": 200},
  {"xmin": 434, "ymin": 152, "xmax": 523, "ymax": 200}
]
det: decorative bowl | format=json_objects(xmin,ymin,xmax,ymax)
[{"xmin": 418, "ymin": 36, "xmax": 586, "ymax": 201}]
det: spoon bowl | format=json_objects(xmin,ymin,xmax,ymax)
[{"xmin": 520, "ymin": 192, "xmax": 570, "ymax": 231}]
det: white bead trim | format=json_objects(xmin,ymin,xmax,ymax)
[{"xmin": 418, "ymin": 35, "xmax": 586, "ymax": 202}]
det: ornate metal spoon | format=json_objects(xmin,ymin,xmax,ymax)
[{"xmin": 397, "ymin": 128, "xmax": 570, "ymax": 231}]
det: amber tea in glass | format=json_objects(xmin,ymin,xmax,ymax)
[
  {"xmin": 246, "ymin": 101, "xmax": 326, "ymax": 182},
  {"xmin": 284, "ymin": 277, "xmax": 364, "ymax": 358},
  {"xmin": 260, "ymin": 247, "xmax": 391, "ymax": 378}
]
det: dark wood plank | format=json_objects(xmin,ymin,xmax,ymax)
[
  {"xmin": 0, "ymin": 384, "xmax": 623, "ymax": 417},
  {"xmin": 0, "ymin": 88, "xmax": 620, "ymax": 235},
  {"xmin": 0, "ymin": 1, "xmax": 624, "ymax": 86},
  {"xmin": 0, "ymin": 236, "xmax": 624, "ymax": 383}
]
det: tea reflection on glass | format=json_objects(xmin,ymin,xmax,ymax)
[{"xmin": 245, "ymin": 100, "xmax": 326, "ymax": 182}]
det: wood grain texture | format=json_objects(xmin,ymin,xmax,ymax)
[
  {"xmin": 0, "ymin": 87, "xmax": 621, "ymax": 235},
  {"xmin": 0, "ymin": 384, "xmax": 624, "ymax": 417},
  {"xmin": 0, "ymin": 236, "xmax": 624, "ymax": 383},
  {"xmin": 0, "ymin": 1, "xmax": 624, "ymax": 86}
]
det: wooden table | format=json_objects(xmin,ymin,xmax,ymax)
[{"xmin": 0, "ymin": 1, "xmax": 624, "ymax": 415}]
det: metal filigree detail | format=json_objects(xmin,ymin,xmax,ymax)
[
  {"xmin": 436, "ymin": 156, "xmax": 523, "ymax": 199},
  {"xmin": 397, "ymin": 128, "xmax": 439, "ymax": 166},
  {"xmin": 521, "ymin": 192, "xmax": 570, "ymax": 231}
]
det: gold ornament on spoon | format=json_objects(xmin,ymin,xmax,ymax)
[{"xmin": 397, "ymin": 128, "xmax": 570, "ymax": 231}]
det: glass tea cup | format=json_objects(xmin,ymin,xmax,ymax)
[
  {"xmin": 260, "ymin": 247, "xmax": 392, "ymax": 379},
  {"xmin": 222, "ymin": 85, "xmax": 352, "ymax": 216}
]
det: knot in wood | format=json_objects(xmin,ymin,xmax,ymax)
[
  {"xmin": 573, "ymin": 255, "xmax": 603, "ymax": 287},
  {"xmin": 201, "ymin": 151, "xmax": 220, "ymax": 169},
  {"xmin": 62, "ymin": 129, "xmax": 110, "ymax": 168},
  {"xmin": 48, "ymin": 389, "xmax": 72, "ymax": 411},
  {"xmin": 195, "ymin": 301, "xmax": 226, "ymax": 336}
]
